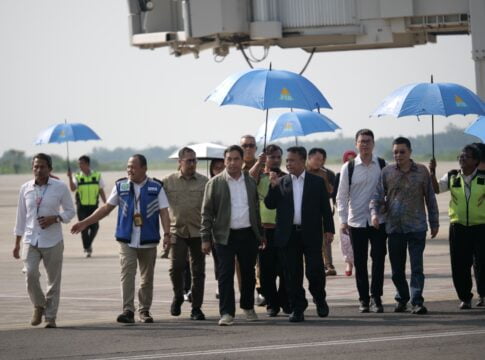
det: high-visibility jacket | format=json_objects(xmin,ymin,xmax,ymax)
[
  {"xmin": 449, "ymin": 172, "xmax": 485, "ymax": 226},
  {"xmin": 75, "ymin": 171, "xmax": 101, "ymax": 206}
]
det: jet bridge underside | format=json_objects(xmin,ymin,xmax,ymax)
[{"xmin": 128, "ymin": 0, "xmax": 485, "ymax": 98}]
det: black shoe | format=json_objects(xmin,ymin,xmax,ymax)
[
  {"xmin": 370, "ymin": 299, "xmax": 384, "ymax": 313},
  {"xmin": 282, "ymin": 306, "xmax": 292, "ymax": 315},
  {"xmin": 190, "ymin": 308, "xmax": 206, "ymax": 320},
  {"xmin": 139, "ymin": 310, "xmax": 153, "ymax": 323},
  {"xmin": 359, "ymin": 301, "xmax": 370, "ymax": 313},
  {"xmin": 394, "ymin": 302, "xmax": 407, "ymax": 313},
  {"xmin": 459, "ymin": 300, "xmax": 472, "ymax": 310},
  {"xmin": 170, "ymin": 298, "xmax": 184, "ymax": 316},
  {"xmin": 411, "ymin": 305, "xmax": 428, "ymax": 315},
  {"xmin": 289, "ymin": 311, "xmax": 305, "ymax": 322},
  {"xmin": 316, "ymin": 301, "xmax": 329, "ymax": 318},
  {"xmin": 117, "ymin": 310, "xmax": 135, "ymax": 324},
  {"xmin": 476, "ymin": 297, "xmax": 485, "ymax": 307},
  {"xmin": 267, "ymin": 308, "xmax": 280, "ymax": 317}
]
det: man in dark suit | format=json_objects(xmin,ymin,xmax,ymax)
[{"xmin": 265, "ymin": 146, "xmax": 335, "ymax": 322}]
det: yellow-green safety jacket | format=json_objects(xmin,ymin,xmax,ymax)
[
  {"xmin": 75, "ymin": 171, "xmax": 101, "ymax": 206},
  {"xmin": 448, "ymin": 171, "xmax": 485, "ymax": 226}
]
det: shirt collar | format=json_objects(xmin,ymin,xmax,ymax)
[
  {"xmin": 31, "ymin": 177, "xmax": 53, "ymax": 189},
  {"xmin": 394, "ymin": 160, "xmax": 418, "ymax": 171},
  {"xmin": 178, "ymin": 171, "xmax": 197, "ymax": 180},
  {"xmin": 130, "ymin": 177, "xmax": 148, "ymax": 187},
  {"xmin": 224, "ymin": 170, "xmax": 245, "ymax": 182},
  {"xmin": 291, "ymin": 170, "xmax": 306, "ymax": 181},
  {"xmin": 355, "ymin": 154, "xmax": 378, "ymax": 166},
  {"xmin": 460, "ymin": 168, "xmax": 478, "ymax": 179}
]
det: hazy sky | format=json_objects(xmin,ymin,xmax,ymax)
[{"xmin": 0, "ymin": 0, "xmax": 479, "ymax": 157}]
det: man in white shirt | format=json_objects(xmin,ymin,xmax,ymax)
[
  {"xmin": 336, "ymin": 129, "xmax": 387, "ymax": 313},
  {"xmin": 201, "ymin": 145, "xmax": 264, "ymax": 326},
  {"xmin": 13, "ymin": 153, "xmax": 75, "ymax": 328},
  {"xmin": 265, "ymin": 147, "xmax": 335, "ymax": 322},
  {"xmin": 71, "ymin": 154, "xmax": 171, "ymax": 324}
]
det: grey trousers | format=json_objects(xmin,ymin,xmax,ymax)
[
  {"xmin": 22, "ymin": 241, "xmax": 64, "ymax": 321},
  {"xmin": 119, "ymin": 243, "xmax": 157, "ymax": 313}
]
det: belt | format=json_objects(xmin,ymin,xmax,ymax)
[
  {"xmin": 292, "ymin": 225, "xmax": 303, "ymax": 231},
  {"xmin": 230, "ymin": 227, "xmax": 252, "ymax": 232}
]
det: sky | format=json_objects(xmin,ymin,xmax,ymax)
[{"xmin": 0, "ymin": 0, "xmax": 480, "ymax": 157}]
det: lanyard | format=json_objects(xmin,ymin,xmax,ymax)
[{"xmin": 35, "ymin": 184, "xmax": 49, "ymax": 215}]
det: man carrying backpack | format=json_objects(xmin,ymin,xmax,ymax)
[{"xmin": 336, "ymin": 129, "xmax": 387, "ymax": 313}]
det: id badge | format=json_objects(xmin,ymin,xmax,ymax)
[{"xmin": 134, "ymin": 213, "xmax": 143, "ymax": 227}]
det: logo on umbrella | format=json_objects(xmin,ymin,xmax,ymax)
[
  {"xmin": 280, "ymin": 88, "xmax": 294, "ymax": 101},
  {"xmin": 455, "ymin": 95, "xmax": 467, "ymax": 108},
  {"xmin": 59, "ymin": 130, "xmax": 66, "ymax": 138},
  {"xmin": 282, "ymin": 121, "xmax": 294, "ymax": 132}
]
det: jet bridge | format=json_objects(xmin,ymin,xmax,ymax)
[{"xmin": 127, "ymin": 0, "xmax": 485, "ymax": 98}]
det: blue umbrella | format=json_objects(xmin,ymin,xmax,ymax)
[
  {"xmin": 206, "ymin": 68, "xmax": 332, "ymax": 148},
  {"xmin": 465, "ymin": 116, "xmax": 485, "ymax": 142},
  {"xmin": 256, "ymin": 110, "xmax": 340, "ymax": 145},
  {"xmin": 206, "ymin": 68, "xmax": 332, "ymax": 111},
  {"xmin": 35, "ymin": 121, "xmax": 101, "ymax": 169},
  {"xmin": 372, "ymin": 81, "xmax": 485, "ymax": 157}
]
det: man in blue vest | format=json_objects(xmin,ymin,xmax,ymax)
[
  {"xmin": 67, "ymin": 155, "xmax": 106, "ymax": 257},
  {"xmin": 430, "ymin": 144, "xmax": 485, "ymax": 309},
  {"xmin": 71, "ymin": 154, "xmax": 171, "ymax": 323}
]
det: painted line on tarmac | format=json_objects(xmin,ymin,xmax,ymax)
[{"xmin": 89, "ymin": 329, "xmax": 485, "ymax": 360}]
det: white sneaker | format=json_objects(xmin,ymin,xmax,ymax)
[
  {"xmin": 218, "ymin": 314, "xmax": 234, "ymax": 326},
  {"xmin": 243, "ymin": 309, "xmax": 258, "ymax": 321}
]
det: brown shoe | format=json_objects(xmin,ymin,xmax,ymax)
[
  {"xmin": 44, "ymin": 319, "xmax": 57, "ymax": 328},
  {"xmin": 139, "ymin": 310, "xmax": 154, "ymax": 323},
  {"xmin": 31, "ymin": 306, "xmax": 44, "ymax": 326}
]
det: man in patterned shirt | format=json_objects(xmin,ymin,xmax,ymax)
[{"xmin": 370, "ymin": 137, "xmax": 439, "ymax": 315}]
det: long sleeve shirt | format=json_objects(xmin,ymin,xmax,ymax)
[
  {"xmin": 336, "ymin": 154, "xmax": 386, "ymax": 227},
  {"xmin": 370, "ymin": 161, "xmax": 439, "ymax": 234},
  {"xmin": 14, "ymin": 177, "xmax": 75, "ymax": 248}
]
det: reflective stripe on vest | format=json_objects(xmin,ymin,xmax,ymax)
[
  {"xmin": 449, "ymin": 174, "xmax": 485, "ymax": 226},
  {"xmin": 75, "ymin": 171, "xmax": 101, "ymax": 206}
]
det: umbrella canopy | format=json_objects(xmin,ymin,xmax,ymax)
[
  {"xmin": 465, "ymin": 116, "xmax": 485, "ymax": 142},
  {"xmin": 169, "ymin": 142, "xmax": 226, "ymax": 160},
  {"xmin": 371, "ymin": 82, "xmax": 485, "ymax": 158},
  {"xmin": 256, "ymin": 110, "xmax": 340, "ymax": 143},
  {"xmin": 206, "ymin": 68, "xmax": 332, "ymax": 111},
  {"xmin": 372, "ymin": 82, "xmax": 485, "ymax": 118},
  {"xmin": 35, "ymin": 122, "xmax": 101, "ymax": 145}
]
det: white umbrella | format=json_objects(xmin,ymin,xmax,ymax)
[{"xmin": 169, "ymin": 142, "xmax": 226, "ymax": 160}]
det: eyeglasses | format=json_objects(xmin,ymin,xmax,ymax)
[
  {"xmin": 457, "ymin": 154, "xmax": 473, "ymax": 160},
  {"xmin": 357, "ymin": 139, "xmax": 373, "ymax": 145},
  {"xmin": 241, "ymin": 143, "xmax": 256, "ymax": 149}
]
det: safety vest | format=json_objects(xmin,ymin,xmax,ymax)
[
  {"xmin": 115, "ymin": 177, "xmax": 162, "ymax": 245},
  {"xmin": 448, "ymin": 172, "xmax": 485, "ymax": 226},
  {"xmin": 75, "ymin": 171, "xmax": 101, "ymax": 206},
  {"xmin": 258, "ymin": 174, "xmax": 276, "ymax": 224}
]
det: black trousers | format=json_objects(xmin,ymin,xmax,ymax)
[
  {"xmin": 449, "ymin": 223, "xmax": 485, "ymax": 301},
  {"xmin": 279, "ymin": 227, "xmax": 326, "ymax": 313},
  {"xmin": 259, "ymin": 228, "xmax": 289, "ymax": 312},
  {"xmin": 77, "ymin": 205, "xmax": 99, "ymax": 250},
  {"xmin": 214, "ymin": 228, "xmax": 258, "ymax": 316},
  {"xmin": 349, "ymin": 225, "xmax": 387, "ymax": 304}
]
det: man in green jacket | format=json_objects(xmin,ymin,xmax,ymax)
[
  {"xmin": 201, "ymin": 145, "xmax": 264, "ymax": 326},
  {"xmin": 430, "ymin": 144, "xmax": 485, "ymax": 309}
]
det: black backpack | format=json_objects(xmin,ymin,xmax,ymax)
[{"xmin": 347, "ymin": 157, "xmax": 386, "ymax": 187}]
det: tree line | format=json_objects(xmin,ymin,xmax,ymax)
[{"xmin": 0, "ymin": 125, "xmax": 480, "ymax": 174}]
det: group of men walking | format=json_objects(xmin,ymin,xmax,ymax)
[{"xmin": 12, "ymin": 130, "xmax": 485, "ymax": 328}]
